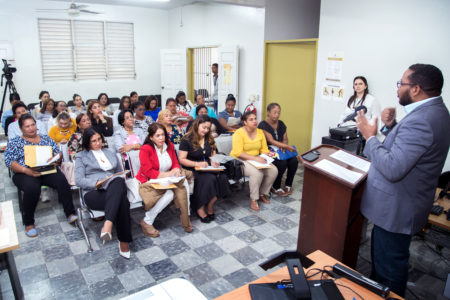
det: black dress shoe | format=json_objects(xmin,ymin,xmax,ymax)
[
  {"xmin": 207, "ymin": 214, "xmax": 215, "ymax": 221},
  {"xmin": 197, "ymin": 213, "xmax": 211, "ymax": 223}
]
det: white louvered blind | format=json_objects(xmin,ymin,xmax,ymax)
[
  {"xmin": 38, "ymin": 19, "xmax": 75, "ymax": 81},
  {"xmin": 38, "ymin": 18, "xmax": 135, "ymax": 82}
]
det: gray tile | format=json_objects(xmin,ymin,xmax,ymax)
[
  {"xmin": 184, "ymin": 263, "xmax": 221, "ymax": 286},
  {"xmin": 39, "ymin": 233, "xmax": 68, "ymax": 250},
  {"xmin": 198, "ymin": 277, "xmax": 235, "ymax": 299},
  {"xmin": 271, "ymin": 217, "xmax": 298, "ymax": 230},
  {"xmin": 215, "ymin": 235, "xmax": 248, "ymax": 253},
  {"xmin": 118, "ymin": 267, "xmax": 154, "ymax": 292},
  {"xmin": 35, "ymin": 214, "xmax": 60, "ymax": 227},
  {"xmin": 208, "ymin": 254, "xmax": 244, "ymax": 276},
  {"xmin": 271, "ymin": 232, "xmax": 297, "ymax": 248},
  {"xmin": 43, "ymin": 244, "xmax": 72, "ymax": 262},
  {"xmin": 236, "ymin": 229, "xmax": 266, "ymax": 244},
  {"xmin": 12, "ymin": 238, "xmax": 41, "ymax": 256},
  {"xmin": 23, "ymin": 279, "xmax": 54, "ymax": 300},
  {"xmin": 18, "ymin": 264, "xmax": 49, "ymax": 286},
  {"xmin": 239, "ymin": 215, "xmax": 267, "ymax": 227},
  {"xmin": 135, "ymin": 246, "xmax": 168, "ymax": 266},
  {"xmin": 64, "ymin": 229, "xmax": 86, "ymax": 242},
  {"xmin": 68, "ymin": 239, "xmax": 100, "ymax": 255},
  {"xmin": 220, "ymin": 219, "xmax": 250, "ymax": 234},
  {"xmin": 194, "ymin": 243, "xmax": 226, "ymax": 261},
  {"xmin": 129, "ymin": 235, "xmax": 154, "ymax": 252},
  {"xmin": 273, "ymin": 196, "xmax": 297, "ymax": 204},
  {"xmin": 49, "ymin": 270, "xmax": 91, "ymax": 300},
  {"xmin": 231, "ymin": 246, "xmax": 263, "ymax": 266},
  {"xmin": 202, "ymin": 226, "xmax": 232, "ymax": 241},
  {"xmin": 1, "ymin": 289, "xmax": 15, "ymax": 300},
  {"xmin": 81, "ymin": 261, "xmax": 115, "ymax": 285},
  {"xmin": 14, "ymin": 251, "xmax": 45, "ymax": 270},
  {"xmin": 251, "ymin": 238, "xmax": 285, "ymax": 258},
  {"xmin": 180, "ymin": 232, "xmax": 212, "ymax": 249},
  {"xmin": 74, "ymin": 249, "xmax": 108, "ymax": 269},
  {"xmin": 171, "ymin": 250, "xmax": 205, "ymax": 271},
  {"xmin": 145, "ymin": 258, "xmax": 180, "ymax": 281},
  {"xmin": 47, "ymin": 256, "xmax": 79, "ymax": 278},
  {"xmin": 252, "ymin": 222, "xmax": 283, "ymax": 238},
  {"xmin": 159, "ymin": 239, "xmax": 190, "ymax": 256},
  {"xmin": 271, "ymin": 204, "xmax": 296, "ymax": 216},
  {"xmin": 214, "ymin": 211, "xmax": 235, "ymax": 225},
  {"xmin": 89, "ymin": 276, "xmax": 125, "ymax": 299},
  {"xmin": 224, "ymin": 268, "xmax": 258, "ymax": 288},
  {"xmin": 109, "ymin": 254, "xmax": 143, "ymax": 275}
]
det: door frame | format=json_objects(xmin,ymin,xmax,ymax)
[{"xmin": 262, "ymin": 38, "xmax": 319, "ymax": 149}]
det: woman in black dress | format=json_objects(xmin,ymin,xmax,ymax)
[
  {"xmin": 258, "ymin": 103, "xmax": 298, "ymax": 196},
  {"xmin": 179, "ymin": 115, "xmax": 220, "ymax": 223}
]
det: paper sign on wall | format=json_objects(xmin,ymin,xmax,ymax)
[
  {"xmin": 326, "ymin": 52, "xmax": 343, "ymax": 81},
  {"xmin": 321, "ymin": 83, "xmax": 344, "ymax": 102}
]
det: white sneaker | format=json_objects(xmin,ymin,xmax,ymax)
[{"xmin": 41, "ymin": 187, "xmax": 51, "ymax": 203}]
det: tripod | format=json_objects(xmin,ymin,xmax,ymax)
[{"xmin": 0, "ymin": 72, "xmax": 17, "ymax": 125}]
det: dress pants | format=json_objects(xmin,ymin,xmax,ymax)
[
  {"xmin": 371, "ymin": 224, "xmax": 412, "ymax": 297},
  {"xmin": 12, "ymin": 168, "xmax": 75, "ymax": 226},
  {"xmin": 242, "ymin": 161, "xmax": 278, "ymax": 200},
  {"xmin": 84, "ymin": 177, "xmax": 132, "ymax": 243},
  {"xmin": 272, "ymin": 157, "xmax": 298, "ymax": 190}
]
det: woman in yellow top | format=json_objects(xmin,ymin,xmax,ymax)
[
  {"xmin": 230, "ymin": 111, "xmax": 278, "ymax": 210},
  {"xmin": 48, "ymin": 111, "xmax": 77, "ymax": 144}
]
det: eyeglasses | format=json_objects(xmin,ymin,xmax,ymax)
[{"xmin": 396, "ymin": 81, "xmax": 416, "ymax": 89}]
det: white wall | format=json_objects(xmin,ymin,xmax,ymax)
[
  {"xmin": 167, "ymin": 3, "xmax": 265, "ymax": 114},
  {"xmin": 311, "ymin": 0, "xmax": 450, "ymax": 171},
  {"xmin": 0, "ymin": 0, "xmax": 168, "ymax": 109}
]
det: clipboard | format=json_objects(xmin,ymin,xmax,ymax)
[
  {"xmin": 195, "ymin": 166, "xmax": 225, "ymax": 172},
  {"xmin": 150, "ymin": 183, "xmax": 176, "ymax": 189},
  {"xmin": 24, "ymin": 145, "xmax": 53, "ymax": 167}
]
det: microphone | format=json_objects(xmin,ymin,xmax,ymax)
[{"xmin": 342, "ymin": 105, "xmax": 367, "ymax": 123}]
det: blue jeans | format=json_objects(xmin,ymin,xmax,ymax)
[{"xmin": 370, "ymin": 225, "xmax": 412, "ymax": 297}]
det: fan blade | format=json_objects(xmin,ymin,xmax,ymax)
[
  {"xmin": 79, "ymin": 9, "xmax": 101, "ymax": 14},
  {"xmin": 36, "ymin": 8, "xmax": 68, "ymax": 12}
]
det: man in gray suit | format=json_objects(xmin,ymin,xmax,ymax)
[{"xmin": 356, "ymin": 64, "xmax": 450, "ymax": 296}]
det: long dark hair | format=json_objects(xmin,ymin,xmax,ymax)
[
  {"xmin": 184, "ymin": 114, "xmax": 216, "ymax": 152},
  {"xmin": 119, "ymin": 96, "xmax": 130, "ymax": 110},
  {"xmin": 195, "ymin": 104, "xmax": 208, "ymax": 116},
  {"xmin": 87, "ymin": 100, "xmax": 100, "ymax": 119},
  {"xmin": 81, "ymin": 127, "xmax": 105, "ymax": 151},
  {"xmin": 144, "ymin": 123, "xmax": 170, "ymax": 147},
  {"xmin": 52, "ymin": 101, "xmax": 67, "ymax": 118},
  {"xmin": 40, "ymin": 98, "xmax": 55, "ymax": 114},
  {"xmin": 175, "ymin": 91, "xmax": 186, "ymax": 104},
  {"xmin": 97, "ymin": 93, "xmax": 110, "ymax": 106},
  {"xmin": 347, "ymin": 76, "xmax": 369, "ymax": 108},
  {"xmin": 145, "ymin": 95, "xmax": 158, "ymax": 110},
  {"xmin": 241, "ymin": 111, "xmax": 256, "ymax": 123}
]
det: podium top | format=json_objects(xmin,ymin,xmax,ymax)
[{"xmin": 301, "ymin": 144, "xmax": 369, "ymax": 189}]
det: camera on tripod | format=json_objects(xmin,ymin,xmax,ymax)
[
  {"xmin": 1, "ymin": 59, "xmax": 18, "ymax": 124},
  {"xmin": 2, "ymin": 59, "xmax": 16, "ymax": 80}
]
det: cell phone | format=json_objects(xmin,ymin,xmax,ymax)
[{"xmin": 302, "ymin": 152, "xmax": 319, "ymax": 162}]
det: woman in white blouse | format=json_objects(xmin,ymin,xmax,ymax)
[{"xmin": 74, "ymin": 128, "xmax": 132, "ymax": 259}]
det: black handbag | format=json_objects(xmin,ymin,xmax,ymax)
[
  {"xmin": 223, "ymin": 159, "xmax": 244, "ymax": 182},
  {"xmin": 216, "ymin": 172, "xmax": 232, "ymax": 198}
]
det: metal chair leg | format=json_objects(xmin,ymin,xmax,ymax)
[{"xmin": 76, "ymin": 208, "xmax": 93, "ymax": 253}]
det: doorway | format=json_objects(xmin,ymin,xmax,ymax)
[
  {"xmin": 187, "ymin": 47, "xmax": 218, "ymax": 107},
  {"xmin": 263, "ymin": 39, "xmax": 318, "ymax": 153}
]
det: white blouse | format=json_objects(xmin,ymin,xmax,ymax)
[
  {"xmin": 340, "ymin": 94, "xmax": 381, "ymax": 127},
  {"xmin": 91, "ymin": 149, "xmax": 113, "ymax": 171},
  {"xmin": 154, "ymin": 143, "xmax": 172, "ymax": 172}
]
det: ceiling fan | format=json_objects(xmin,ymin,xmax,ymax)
[{"xmin": 36, "ymin": 2, "xmax": 101, "ymax": 17}]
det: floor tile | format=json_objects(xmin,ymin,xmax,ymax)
[
  {"xmin": 215, "ymin": 235, "xmax": 248, "ymax": 253},
  {"xmin": 220, "ymin": 220, "xmax": 250, "ymax": 234},
  {"xmin": 43, "ymin": 244, "xmax": 72, "ymax": 262},
  {"xmin": 202, "ymin": 226, "xmax": 232, "ymax": 241},
  {"xmin": 208, "ymin": 254, "xmax": 244, "ymax": 276},
  {"xmin": 171, "ymin": 250, "xmax": 205, "ymax": 271},
  {"xmin": 198, "ymin": 277, "xmax": 235, "ymax": 299},
  {"xmin": 135, "ymin": 246, "xmax": 168, "ymax": 266},
  {"xmin": 81, "ymin": 261, "xmax": 115, "ymax": 285},
  {"xmin": 47, "ymin": 256, "xmax": 79, "ymax": 278},
  {"xmin": 239, "ymin": 215, "xmax": 267, "ymax": 227},
  {"xmin": 129, "ymin": 235, "xmax": 154, "ymax": 252},
  {"xmin": 14, "ymin": 251, "xmax": 45, "ymax": 270},
  {"xmin": 224, "ymin": 268, "xmax": 258, "ymax": 288},
  {"xmin": 23, "ymin": 279, "xmax": 54, "ymax": 300},
  {"xmin": 159, "ymin": 238, "xmax": 191, "ymax": 256},
  {"xmin": 49, "ymin": 270, "xmax": 91, "ymax": 300},
  {"xmin": 18, "ymin": 264, "xmax": 49, "ymax": 286},
  {"xmin": 74, "ymin": 249, "xmax": 108, "ymax": 269},
  {"xmin": 213, "ymin": 211, "xmax": 235, "ymax": 225},
  {"xmin": 271, "ymin": 217, "xmax": 298, "ymax": 230},
  {"xmin": 145, "ymin": 258, "xmax": 180, "ymax": 281},
  {"xmin": 117, "ymin": 267, "xmax": 154, "ymax": 292},
  {"xmin": 194, "ymin": 243, "xmax": 226, "ymax": 261},
  {"xmin": 231, "ymin": 246, "xmax": 264, "ymax": 266},
  {"xmin": 271, "ymin": 204, "xmax": 296, "ymax": 216},
  {"xmin": 236, "ymin": 228, "xmax": 266, "ymax": 244},
  {"xmin": 183, "ymin": 263, "xmax": 220, "ymax": 286},
  {"xmin": 180, "ymin": 232, "xmax": 212, "ymax": 249},
  {"xmin": 89, "ymin": 276, "xmax": 126, "ymax": 299},
  {"xmin": 109, "ymin": 254, "xmax": 143, "ymax": 275},
  {"xmin": 271, "ymin": 231, "xmax": 297, "ymax": 248}
]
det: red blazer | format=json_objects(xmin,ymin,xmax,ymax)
[{"xmin": 136, "ymin": 142, "xmax": 180, "ymax": 183}]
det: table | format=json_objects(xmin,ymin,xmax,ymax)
[
  {"xmin": 215, "ymin": 250, "xmax": 402, "ymax": 300},
  {"xmin": 428, "ymin": 188, "xmax": 450, "ymax": 231},
  {"xmin": 0, "ymin": 201, "xmax": 23, "ymax": 300}
]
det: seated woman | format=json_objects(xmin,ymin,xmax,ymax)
[
  {"xmin": 186, "ymin": 105, "xmax": 226, "ymax": 138},
  {"xmin": 47, "ymin": 101, "xmax": 76, "ymax": 130},
  {"xmin": 258, "ymin": 103, "xmax": 298, "ymax": 196},
  {"xmin": 145, "ymin": 95, "xmax": 160, "ymax": 122},
  {"xmin": 113, "ymin": 96, "xmax": 131, "ymax": 130},
  {"xmin": 48, "ymin": 111, "xmax": 78, "ymax": 144},
  {"xmin": 175, "ymin": 91, "xmax": 194, "ymax": 114},
  {"xmin": 68, "ymin": 113, "xmax": 108, "ymax": 160},
  {"xmin": 37, "ymin": 98, "xmax": 55, "ymax": 125},
  {"xmin": 70, "ymin": 94, "xmax": 86, "ymax": 116},
  {"xmin": 166, "ymin": 97, "xmax": 192, "ymax": 131},
  {"xmin": 113, "ymin": 109, "xmax": 145, "ymax": 168},
  {"xmin": 87, "ymin": 100, "xmax": 113, "ymax": 137},
  {"xmin": 157, "ymin": 109, "xmax": 183, "ymax": 145},
  {"xmin": 74, "ymin": 128, "xmax": 132, "ymax": 258},
  {"xmin": 132, "ymin": 101, "xmax": 153, "ymax": 132},
  {"xmin": 5, "ymin": 115, "xmax": 78, "ymax": 237},
  {"xmin": 230, "ymin": 111, "xmax": 278, "ymax": 211},
  {"xmin": 98, "ymin": 93, "xmax": 114, "ymax": 117},
  {"xmin": 136, "ymin": 123, "xmax": 192, "ymax": 237},
  {"xmin": 130, "ymin": 91, "xmax": 139, "ymax": 104},
  {"xmin": 218, "ymin": 94, "xmax": 242, "ymax": 132},
  {"xmin": 34, "ymin": 91, "xmax": 50, "ymax": 118},
  {"xmin": 190, "ymin": 94, "xmax": 217, "ymax": 119},
  {"xmin": 179, "ymin": 115, "xmax": 221, "ymax": 223},
  {"xmin": 8, "ymin": 102, "xmax": 47, "ymax": 140}
]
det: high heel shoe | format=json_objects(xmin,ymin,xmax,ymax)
[
  {"xmin": 100, "ymin": 231, "xmax": 112, "ymax": 244},
  {"xmin": 207, "ymin": 213, "xmax": 215, "ymax": 221},
  {"xmin": 196, "ymin": 212, "xmax": 211, "ymax": 223},
  {"xmin": 119, "ymin": 242, "xmax": 130, "ymax": 259}
]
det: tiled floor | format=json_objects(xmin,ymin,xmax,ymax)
[{"xmin": 0, "ymin": 152, "xmax": 448, "ymax": 300}]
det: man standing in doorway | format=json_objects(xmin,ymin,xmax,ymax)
[
  {"xmin": 212, "ymin": 63, "xmax": 219, "ymax": 113},
  {"xmin": 356, "ymin": 63, "xmax": 450, "ymax": 296}
]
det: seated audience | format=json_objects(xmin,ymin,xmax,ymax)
[
  {"xmin": 186, "ymin": 105, "xmax": 226, "ymax": 138},
  {"xmin": 157, "ymin": 109, "xmax": 183, "ymax": 145},
  {"xmin": 48, "ymin": 111, "xmax": 78, "ymax": 144},
  {"xmin": 179, "ymin": 115, "xmax": 220, "ymax": 223},
  {"xmin": 190, "ymin": 94, "xmax": 217, "ymax": 119},
  {"xmin": 175, "ymin": 90, "xmax": 194, "ymax": 114},
  {"xmin": 2, "ymin": 92, "xmax": 21, "ymax": 130},
  {"xmin": 37, "ymin": 98, "xmax": 55, "ymax": 125},
  {"xmin": 113, "ymin": 109, "xmax": 145, "ymax": 154},
  {"xmin": 218, "ymin": 94, "xmax": 242, "ymax": 131},
  {"xmin": 136, "ymin": 123, "xmax": 192, "ymax": 237},
  {"xmin": 144, "ymin": 95, "xmax": 160, "ymax": 121},
  {"xmin": 230, "ymin": 111, "xmax": 278, "ymax": 210},
  {"xmin": 132, "ymin": 101, "xmax": 153, "ymax": 132},
  {"xmin": 166, "ymin": 97, "xmax": 191, "ymax": 130},
  {"xmin": 8, "ymin": 102, "xmax": 47, "ymax": 140},
  {"xmin": 98, "ymin": 93, "xmax": 114, "ymax": 116},
  {"xmin": 47, "ymin": 101, "xmax": 75, "ymax": 130},
  {"xmin": 258, "ymin": 103, "xmax": 298, "ymax": 196},
  {"xmin": 87, "ymin": 100, "xmax": 113, "ymax": 137},
  {"xmin": 70, "ymin": 94, "xmax": 86, "ymax": 116},
  {"xmin": 130, "ymin": 91, "xmax": 139, "ymax": 104},
  {"xmin": 68, "ymin": 113, "xmax": 108, "ymax": 160},
  {"xmin": 5, "ymin": 115, "xmax": 78, "ymax": 237},
  {"xmin": 33, "ymin": 90, "xmax": 50, "ymax": 116},
  {"xmin": 113, "ymin": 96, "xmax": 131, "ymax": 129},
  {"xmin": 75, "ymin": 128, "xmax": 132, "ymax": 258}
]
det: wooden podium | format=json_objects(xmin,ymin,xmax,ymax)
[{"xmin": 298, "ymin": 144, "xmax": 369, "ymax": 268}]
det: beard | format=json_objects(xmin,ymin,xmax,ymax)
[{"xmin": 399, "ymin": 90, "xmax": 413, "ymax": 106}]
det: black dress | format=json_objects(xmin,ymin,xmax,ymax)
[
  {"xmin": 179, "ymin": 138, "xmax": 219, "ymax": 210},
  {"xmin": 90, "ymin": 116, "xmax": 113, "ymax": 137}
]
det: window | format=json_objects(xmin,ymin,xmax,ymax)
[{"xmin": 38, "ymin": 18, "xmax": 135, "ymax": 82}]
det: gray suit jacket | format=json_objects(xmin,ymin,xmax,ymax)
[
  {"xmin": 361, "ymin": 97, "xmax": 450, "ymax": 235},
  {"xmin": 74, "ymin": 148, "xmax": 123, "ymax": 195},
  {"xmin": 112, "ymin": 126, "xmax": 146, "ymax": 153}
]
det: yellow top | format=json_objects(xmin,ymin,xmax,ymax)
[
  {"xmin": 230, "ymin": 127, "xmax": 269, "ymax": 158},
  {"xmin": 48, "ymin": 119, "xmax": 77, "ymax": 143}
]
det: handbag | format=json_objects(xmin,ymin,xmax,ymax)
[
  {"xmin": 223, "ymin": 159, "xmax": 244, "ymax": 182},
  {"xmin": 60, "ymin": 162, "xmax": 75, "ymax": 186},
  {"xmin": 216, "ymin": 172, "xmax": 232, "ymax": 198},
  {"xmin": 274, "ymin": 145, "xmax": 298, "ymax": 161}
]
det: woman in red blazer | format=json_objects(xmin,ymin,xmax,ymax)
[{"xmin": 136, "ymin": 123, "xmax": 192, "ymax": 237}]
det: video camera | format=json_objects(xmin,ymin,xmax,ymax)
[{"xmin": 2, "ymin": 59, "xmax": 16, "ymax": 78}]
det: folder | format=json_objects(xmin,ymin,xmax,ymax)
[{"xmin": 24, "ymin": 145, "xmax": 52, "ymax": 167}]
